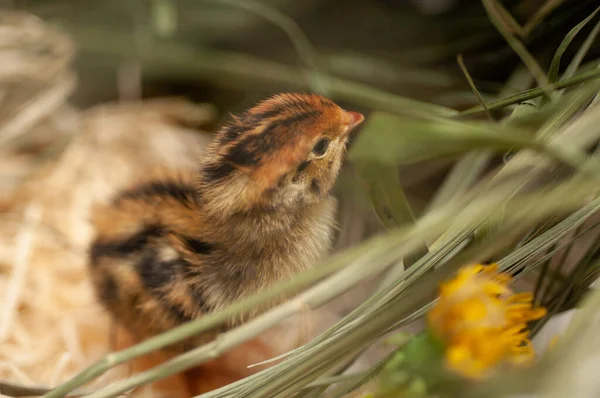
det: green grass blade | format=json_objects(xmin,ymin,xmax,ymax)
[
  {"xmin": 548, "ymin": 6, "xmax": 600, "ymax": 84},
  {"xmin": 457, "ymin": 53, "xmax": 493, "ymax": 120},
  {"xmin": 459, "ymin": 67, "xmax": 600, "ymax": 115},
  {"xmin": 348, "ymin": 112, "xmax": 591, "ymax": 173},
  {"xmin": 349, "ymin": 112, "xmax": 528, "ymax": 166},
  {"xmin": 354, "ymin": 163, "xmax": 416, "ymax": 230},
  {"xmin": 150, "ymin": 0, "xmax": 178, "ymax": 38},
  {"xmin": 535, "ymin": 81, "xmax": 600, "ymax": 141},
  {"xmin": 523, "ymin": 0, "xmax": 567, "ymax": 36},
  {"xmin": 563, "ymin": 13, "xmax": 600, "ymax": 80},
  {"xmin": 426, "ymin": 151, "xmax": 492, "ymax": 212},
  {"xmin": 482, "ymin": 0, "xmax": 549, "ymax": 91},
  {"xmin": 428, "ymin": 68, "xmax": 534, "ymax": 212},
  {"xmin": 63, "ymin": 23, "xmax": 458, "ymax": 119},
  {"xmin": 199, "ymin": 0, "xmax": 328, "ymax": 94}
]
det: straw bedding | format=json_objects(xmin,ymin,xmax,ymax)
[
  {"xmin": 0, "ymin": 15, "xmax": 220, "ymax": 392},
  {"xmin": 0, "ymin": 94, "xmax": 218, "ymax": 393}
]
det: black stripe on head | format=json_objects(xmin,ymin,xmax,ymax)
[
  {"xmin": 279, "ymin": 93, "xmax": 309, "ymax": 111},
  {"xmin": 251, "ymin": 103, "xmax": 286, "ymax": 120},
  {"xmin": 202, "ymin": 162, "xmax": 235, "ymax": 183},
  {"xmin": 219, "ymin": 101, "xmax": 287, "ymax": 145},
  {"xmin": 90, "ymin": 225, "xmax": 163, "ymax": 264},
  {"xmin": 222, "ymin": 128, "xmax": 279, "ymax": 167},
  {"xmin": 223, "ymin": 142, "xmax": 261, "ymax": 167},
  {"xmin": 318, "ymin": 95, "xmax": 335, "ymax": 108},
  {"xmin": 114, "ymin": 181, "xmax": 198, "ymax": 208},
  {"xmin": 279, "ymin": 110, "xmax": 322, "ymax": 128},
  {"xmin": 222, "ymin": 109, "xmax": 322, "ymax": 168}
]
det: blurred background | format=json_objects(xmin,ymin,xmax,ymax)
[
  {"xmin": 6, "ymin": 0, "xmax": 598, "ymax": 104},
  {"xmin": 1, "ymin": 0, "xmax": 598, "ymax": 215}
]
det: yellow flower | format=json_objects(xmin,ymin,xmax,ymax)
[{"xmin": 428, "ymin": 264, "xmax": 546, "ymax": 379}]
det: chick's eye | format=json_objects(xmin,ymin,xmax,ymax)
[{"xmin": 312, "ymin": 138, "xmax": 330, "ymax": 157}]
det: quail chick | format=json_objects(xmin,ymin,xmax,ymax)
[{"xmin": 88, "ymin": 93, "xmax": 364, "ymax": 352}]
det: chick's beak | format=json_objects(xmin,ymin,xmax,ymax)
[{"xmin": 345, "ymin": 111, "xmax": 365, "ymax": 133}]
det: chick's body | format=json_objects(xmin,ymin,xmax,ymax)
[{"xmin": 89, "ymin": 93, "xmax": 364, "ymax": 350}]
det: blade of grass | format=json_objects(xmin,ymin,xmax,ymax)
[
  {"xmin": 324, "ymin": 51, "xmax": 457, "ymax": 89},
  {"xmin": 354, "ymin": 162, "xmax": 429, "ymax": 268},
  {"xmin": 516, "ymin": 217, "xmax": 600, "ymax": 291},
  {"xmin": 0, "ymin": 381, "xmax": 93, "ymax": 397},
  {"xmin": 537, "ymin": 233, "xmax": 584, "ymax": 306},
  {"xmin": 354, "ymin": 163, "xmax": 417, "ymax": 230},
  {"xmin": 499, "ymin": 195, "xmax": 600, "ymax": 276},
  {"xmin": 199, "ymin": 0, "xmax": 328, "ymax": 94},
  {"xmin": 428, "ymin": 68, "xmax": 534, "ymax": 212},
  {"xmin": 548, "ymin": 6, "xmax": 600, "ymax": 84},
  {"xmin": 150, "ymin": 0, "xmax": 177, "ymax": 38},
  {"xmin": 62, "ymin": 23, "xmax": 458, "ymax": 119},
  {"xmin": 457, "ymin": 53, "xmax": 493, "ymax": 120},
  {"xmin": 563, "ymin": 15, "xmax": 600, "ymax": 80},
  {"xmin": 482, "ymin": 0, "xmax": 550, "ymax": 92},
  {"xmin": 543, "ymin": 227, "xmax": 600, "ymax": 307},
  {"xmin": 535, "ymin": 80, "xmax": 600, "ymax": 141},
  {"xmin": 533, "ymin": 247, "xmax": 556, "ymax": 305},
  {"xmin": 349, "ymin": 112, "xmax": 593, "ymax": 176},
  {"xmin": 484, "ymin": 0, "xmax": 524, "ymax": 35},
  {"xmin": 459, "ymin": 66, "xmax": 600, "ymax": 116},
  {"xmin": 271, "ymin": 348, "xmax": 364, "ymax": 398},
  {"xmin": 540, "ymin": 287, "xmax": 600, "ymax": 398},
  {"xmin": 530, "ymin": 237, "xmax": 600, "ymax": 337},
  {"xmin": 522, "ymin": 0, "xmax": 567, "ymax": 37},
  {"xmin": 426, "ymin": 150, "xmax": 492, "ymax": 212},
  {"xmin": 328, "ymin": 353, "xmax": 396, "ymax": 398}
]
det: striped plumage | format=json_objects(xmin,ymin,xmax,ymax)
[{"xmin": 88, "ymin": 93, "xmax": 364, "ymax": 351}]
